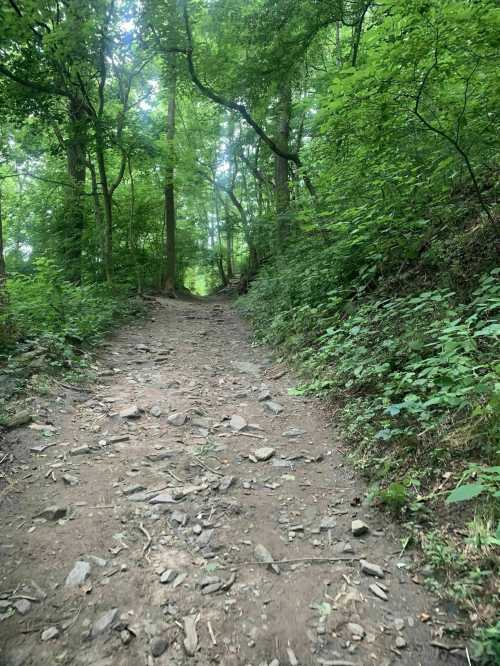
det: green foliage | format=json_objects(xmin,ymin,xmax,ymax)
[
  {"xmin": 447, "ymin": 463, "xmax": 500, "ymax": 504},
  {"xmin": 471, "ymin": 623, "xmax": 500, "ymax": 666},
  {"xmin": 0, "ymin": 258, "xmax": 144, "ymax": 366}
]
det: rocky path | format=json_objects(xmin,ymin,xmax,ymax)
[{"xmin": 0, "ymin": 298, "xmax": 467, "ymax": 666}]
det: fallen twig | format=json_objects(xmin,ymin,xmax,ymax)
[
  {"xmin": 235, "ymin": 555, "xmax": 362, "ymax": 566},
  {"xmin": 237, "ymin": 431, "xmax": 265, "ymax": 440},
  {"xmin": 191, "ymin": 455, "xmax": 224, "ymax": 477},
  {"xmin": 207, "ymin": 620, "xmax": 217, "ymax": 646},
  {"xmin": 138, "ymin": 522, "xmax": 152, "ymax": 555},
  {"xmin": 165, "ymin": 468, "xmax": 184, "ymax": 483}
]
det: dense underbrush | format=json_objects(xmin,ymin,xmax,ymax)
[
  {"xmin": 240, "ymin": 218, "xmax": 500, "ymax": 657},
  {"xmin": 0, "ymin": 258, "xmax": 146, "ymax": 410}
]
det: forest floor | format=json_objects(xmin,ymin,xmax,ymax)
[{"xmin": 0, "ymin": 297, "xmax": 471, "ymax": 666}]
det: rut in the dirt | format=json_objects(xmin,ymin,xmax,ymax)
[{"xmin": 0, "ymin": 298, "xmax": 467, "ymax": 666}]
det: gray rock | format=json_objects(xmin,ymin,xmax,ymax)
[
  {"xmin": 347, "ymin": 622, "xmax": 365, "ymax": 639},
  {"xmin": 319, "ymin": 517, "xmax": 336, "ymax": 531},
  {"xmin": 160, "ymin": 569, "xmax": 177, "ymax": 584},
  {"xmin": 149, "ymin": 492, "xmax": 176, "ymax": 504},
  {"xmin": 233, "ymin": 360, "xmax": 260, "ymax": 376},
  {"xmin": 253, "ymin": 446, "xmax": 275, "ymax": 461},
  {"xmin": 89, "ymin": 555, "xmax": 108, "ymax": 567},
  {"xmin": 254, "ymin": 543, "xmax": 280, "ymax": 574},
  {"xmin": 395, "ymin": 636, "xmax": 407, "ymax": 649},
  {"xmin": 171, "ymin": 510, "xmax": 188, "ymax": 525},
  {"xmin": 107, "ymin": 434, "xmax": 130, "ymax": 444},
  {"xmin": 90, "ymin": 608, "xmax": 118, "ymax": 639},
  {"xmin": 62, "ymin": 474, "xmax": 79, "ymax": 486},
  {"xmin": 41, "ymin": 626, "xmax": 59, "ymax": 641},
  {"xmin": 123, "ymin": 484, "xmax": 146, "ymax": 496},
  {"xmin": 351, "ymin": 519, "xmax": 369, "ymax": 536},
  {"xmin": 150, "ymin": 405, "xmax": 162, "ymax": 417},
  {"xmin": 35, "ymin": 505, "xmax": 67, "ymax": 521},
  {"xmin": 257, "ymin": 390, "xmax": 271, "ymax": 402},
  {"xmin": 229, "ymin": 414, "xmax": 247, "ymax": 431},
  {"xmin": 369, "ymin": 583, "xmax": 388, "ymax": 601},
  {"xmin": 167, "ymin": 412, "xmax": 187, "ymax": 426},
  {"xmin": 282, "ymin": 428, "xmax": 305, "ymax": 438},
  {"xmin": 4, "ymin": 410, "xmax": 32, "ymax": 429},
  {"xmin": 13, "ymin": 599, "xmax": 31, "ymax": 615},
  {"xmin": 65, "ymin": 560, "xmax": 91, "ymax": 587},
  {"xmin": 120, "ymin": 629, "xmax": 133, "ymax": 645},
  {"xmin": 151, "ymin": 636, "xmax": 169, "ymax": 657},
  {"xmin": 263, "ymin": 400, "xmax": 284, "ymax": 415},
  {"xmin": 192, "ymin": 416, "xmax": 210, "ymax": 429},
  {"xmin": 394, "ymin": 618, "xmax": 405, "ymax": 631},
  {"xmin": 69, "ymin": 445, "xmax": 91, "ymax": 456},
  {"xmin": 120, "ymin": 405, "xmax": 141, "ymax": 419},
  {"xmin": 360, "ymin": 559, "xmax": 384, "ymax": 578},
  {"xmin": 146, "ymin": 450, "xmax": 171, "ymax": 462},
  {"xmin": 219, "ymin": 475, "xmax": 235, "ymax": 492}
]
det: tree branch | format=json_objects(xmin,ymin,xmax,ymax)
[{"xmin": 181, "ymin": 0, "xmax": 316, "ymax": 197}]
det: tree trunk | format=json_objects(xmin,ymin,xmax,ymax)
[
  {"xmin": 64, "ymin": 97, "xmax": 87, "ymax": 283},
  {"xmin": 275, "ymin": 83, "xmax": 292, "ymax": 245},
  {"xmin": 163, "ymin": 54, "xmax": 177, "ymax": 298},
  {"xmin": 0, "ymin": 184, "xmax": 5, "ymax": 279},
  {"xmin": 95, "ymin": 128, "xmax": 113, "ymax": 283}
]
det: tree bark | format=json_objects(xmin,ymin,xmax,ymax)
[
  {"xmin": 64, "ymin": 96, "xmax": 87, "ymax": 283},
  {"xmin": 163, "ymin": 53, "xmax": 177, "ymax": 298},
  {"xmin": 275, "ymin": 83, "xmax": 292, "ymax": 245},
  {"xmin": 0, "ymin": 184, "xmax": 5, "ymax": 279}
]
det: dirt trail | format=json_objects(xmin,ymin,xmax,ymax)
[{"xmin": 0, "ymin": 298, "xmax": 467, "ymax": 666}]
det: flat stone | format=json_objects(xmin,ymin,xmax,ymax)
[
  {"xmin": 149, "ymin": 492, "xmax": 176, "ymax": 504},
  {"xmin": 171, "ymin": 510, "xmax": 188, "ymax": 525},
  {"xmin": 29, "ymin": 423, "xmax": 57, "ymax": 433},
  {"xmin": 13, "ymin": 599, "xmax": 31, "ymax": 615},
  {"xmin": 69, "ymin": 445, "xmax": 91, "ymax": 456},
  {"xmin": 369, "ymin": 583, "xmax": 388, "ymax": 601},
  {"xmin": 219, "ymin": 475, "xmax": 235, "ymax": 492},
  {"xmin": 41, "ymin": 626, "xmax": 59, "ymax": 641},
  {"xmin": 253, "ymin": 447, "xmax": 275, "ymax": 461},
  {"xmin": 107, "ymin": 434, "xmax": 130, "ymax": 444},
  {"xmin": 35, "ymin": 505, "xmax": 67, "ymax": 521},
  {"xmin": 62, "ymin": 474, "xmax": 79, "ymax": 486},
  {"xmin": 160, "ymin": 569, "xmax": 177, "ymax": 584},
  {"xmin": 230, "ymin": 414, "xmax": 247, "ymax": 431},
  {"xmin": 4, "ymin": 410, "xmax": 32, "ymax": 429},
  {"xmin": 233, "ymin": 360, "xmax": 260, "ymax": 376},
  {"xmin": 254, "ymin": 543, "xmax": 279, "ymax": 574},
  {"xmin": 263, "ymin": 400, "xmax": 284, "ymax": 415},
  {"xmin": 146, "ymin": 450, "xmax": 171, "ymax": 462},
  {"xmin": 151, "ymin": 637, "xmax": 169, "ymax": 657},
  {"xmin": 167, "ymin": 412, "xmax": 187, "ymax": 426},
  {"xmin": 123, "ymin": 484, "xmax": 146, "ymax": 496},
  {"xmin": 90, "ymin": 608, "xmax": 118, "ymax": 639},
  {"xmin": 150, "ymin": 405, "xmax": 162, "ymax": 417},
  {"xmin": 282, "ymin": 428, "xmax": 305, "ymax": 438},
  {"xmin": 319, "ymin": 517, "xmax": 336, "ymax": 531},
  {"xmin": 347, "ymin": 622, "xmax": 365, "ymax": 639},
  {"xmin": 360, "ymin": 559, "xmax": 385, "ymax": 578},
  {"xmin": 65, "ymin": 560, "xmax": 91, "ymax": 587},
  {"xmin": 119, "ymin": 405, "xmax": 141, "ymax": 419},
  {"xmin": 351, "ymin": 519, "xmax": 369, "ymax": 536},
  {"xmin": 191, "ymin": 416, "xmax": 210, "ymax": 429}
]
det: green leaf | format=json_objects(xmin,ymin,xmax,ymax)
[{"xmin": 446, "ymin": 483, "xmax": 486, "ymax": 503}]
